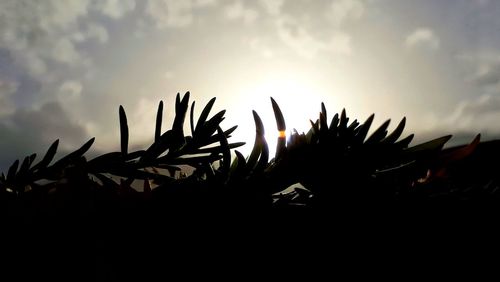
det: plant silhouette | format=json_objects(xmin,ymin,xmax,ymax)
[{"xmin": 1, "ymin": 91, "xmax": 499, "ymax": 223}]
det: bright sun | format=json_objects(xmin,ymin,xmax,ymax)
[{"xmin": 226, "ymin": 74, "xmax": 330, "ymax": 158}]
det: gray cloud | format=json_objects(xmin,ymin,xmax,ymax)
[
  {"xmin": 145, "ymin": 0, "xmax": 218, "ymax": 28},
  {"xmin": 92, "ymin": 0, "xmax": 136, "ymax": 19},
  {"xmin": 0, "ymin": 79, "xmax": 17, "ymax": 116},
  {"xmin": 0, "ymin": 101, "xmax": 90, "ymax": 173}
]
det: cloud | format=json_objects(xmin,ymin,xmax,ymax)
[
  {"xmin": 0, "ymin": 80, "xmax": 18, "ymax": 116},
  {"xmin": 246, "ymin": 37, "xmax": 274, "ymax": 58},
  {"xmin": 93, "ymin": 0, "xmax": 136, "ymax": 19},
  {"xmin": 405, "ymin": 28, "xmax": 440, "ymax": 50},
  {"xmin": 0, "ymin": 101, "xmax": 89, "ymax": 172},
  {"xmin": 0, "ymin": 0, "xmax": 107, "ymax": 81},
  {"xmin": 59, "ymin": 80, "xmax": 83, "ymax": 100},
  {"xmin": 259, "ymin": 0, "xmax": 284, "ymax": 15},
  {"xmin": 146, "ymin": 0, "xmax": 218, "ymax": 28},
  {"xmin": 277, "ymin": 16, "xmax": 352, "ymax": 58},
  {"xmin": 329, "ymin": 0, "xmax": 365, "ymax": 26},
  {"xmin": 72, "ymin": 23, "xmax": 109, "ymax": 44},
  {"xmin": 434, "ymin": 95, "xmax": 500, "ymax": 135},
  {"xmin": 458, "ymin": 52, "xmax": 500, "ymax": 92},
  {"xmin": 224, "ymin": 1, "xmax": 259, "ymax": 25}
]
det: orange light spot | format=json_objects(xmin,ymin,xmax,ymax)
[{"xmin": 279, "ymin": 130, "xmax": 286, "ymax": 138}]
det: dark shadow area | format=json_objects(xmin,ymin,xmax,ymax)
[{"xmin": 2, "ymin": 92, "xmax": 500, "ymax": 279}]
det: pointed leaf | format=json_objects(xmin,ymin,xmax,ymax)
[
  {"xmin": 172, "ymin": 92, "xmax": 189, "ymax": 134},
  {"xmin": 190, "ymin": 101, "xmax": 196, "ymax": 136},
  {"xmin": 31, "ymin": 139, "xmax": 59, "ymax": 171},
  {"xmin": 51, "ymin": 137, "xmax": 95, "ymax": 169},
  {"xmin": 406, "ymin": 135, "xmax": 452, "ymax": 154},
  {"xmin": 395, "ymin": 134, "xmax": 414, "ymax": 149},
  {"xmin": 7, "ymin": 159, "xmax": 19, "ymax": 182},
  {"xmin": 355, "ymin": 114, "xmax": 375, "ymax": 144},
  {"xmin": 231, "ymin": 150, "xmax": 246, "ymax": 172},
  {"xmin": 339, "ymin": 109, "xmax": 348, "ymax": 130},
  {"xmin": 119, "ymin": 105, "xmax": 129, "ymax": 156},
  {"xmin": 195, "ymin": 97, "xmax": 216, "ymax": 135},
  {"xmin": 217, "ymin": 126, "xmax": 231, "ymax": 175},
  {"xmin": 321, "ymin": 102, "xmax": 327, "ymax": 122},
  {"xmin": 194, "ymin": 142, "xmax": 246, "ymax": 155},
  {"xmin": 382, "ymin": 117, "xmax": 406, "ymax": 144},
  {"xmin": 255, "ymin": 136, "xmax": 269, "ymax": 171},
  {"xmin": 365, "ymin": 119, "xmax": 390, "ymax": 144},
  {"xmin": 155, "ymin": 101, "xmax": 163, "ymax": 143},
  {"xmin": 247, "ymin": 111, "xmax": 265, "ymax": 170},
  {"xmin": 271, "ymin": 97, "xmax": 286, "ymax": 132},
  {"xmin": 439, "ymin": 134, "xmax": 481, "ymax": 164}
]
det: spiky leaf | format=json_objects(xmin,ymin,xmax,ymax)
[{"xmin": 119, "ymin": 105, "xmax": 129, "ymax": 156}]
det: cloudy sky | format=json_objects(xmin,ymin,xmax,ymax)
[{"xmin": 1, "ymin": 0, "xmax": 500, "ymax": 171}]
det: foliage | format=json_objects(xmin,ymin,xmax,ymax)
[{"xmin": 1, "ymin": 91, "xmax": 498, "ymax": 220}]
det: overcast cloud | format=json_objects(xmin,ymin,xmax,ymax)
[{"xmin": 2, "ymin": 0, "xmax": 500, "ymax": 171}]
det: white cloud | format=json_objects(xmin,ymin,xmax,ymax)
[
  {"xmin": 329, "ymin": 0, "xmax": 365, "ymax": 26},
  {"xmin": 93, "ymin": 0, "xmax": 136, "ymax": 19},
  {"xmin": 259, "ymin": 0, "xmax": 284, "ymax": 15},
  {"xmin": 277, "ymin": 16, "xmax": 352, "ymax": 58},
  {"xmin": 405, "ymin": 28, "xmax": 440, "ymax": 50},
  {"xmin": 224, "ymin": 1, "xmax": 259, "ymax": 25}
]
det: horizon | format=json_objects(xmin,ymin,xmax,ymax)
[{"xmin": 2, "ymin": 0, "xmax": 500, "ymax": 172}]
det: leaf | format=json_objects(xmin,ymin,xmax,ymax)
[
  {"xmin": 354, "ymin": 114, "xmax": 375, "ymax": 144},
  {"xmin": 164, "ymin": 155, "xmax": 221, "ymax": 166},
  {"xmin": 7, "ymin": 159, "xmax": 19, "ymax": 182},
  {"xmin": 51, "ymin": 138, "xmax": 95, "ymax": 169},
  {"xmin": 247, "ymin": 111, "xmax": 265, "ymax": 170},
  {"xmin": 30, "ymin": 139, "xmax": 59, "ymax": 171},
  {"xmin": 271, "ymin": 97, "xmax": 286, "ymax": 132},
  {"xmin": 382, "ymin": 117, "xmax": 406, "ymax": 144},
  {"xmin": 87, "ymin": 152, "xmax": 124, "ymax": 171},
  {"xmin": 365, "ymin": 119, "xmax": 390, "ymax": 145},
  {"xmin": 339, "ymin": 109, "xmax": 348, "ymax": 131},
  {"xmin": 172, "ymin": 92, "xmax": 190, "ymax": 135},
  {"xmin": 141, "ymin": 130, "xmax": 173, "ymax": 163},
  {"xmin": 194, "ymin": 110, "xmax": 226, "ymax": 144},
  {"xmin": 203, "ymin": 125, "xmax": 239, "ymax": 146},
  {"xmin": 194, "ymin": 142, "xmax": 245, "ymax": 155},
  {"xmin": 119, "ymin": 105, "xmax": 129, "ymax": 156},
  {"xmin": 438, "ymin": 134, "xmax": 481, "ymax": 164},
  {"xmin": 18, "ymin": 155, "xmax": 32, "ymax": 179},
  {"xmin": 329, "ymin": 113, "xmax": 339, "ymax": 135},
  {"xmin": 255, "ymin": 136, "xmax": 269, "ymax": 171},
  {"xmin": 155, "ymin": 101, "xmax": 164, "ymax": 143},
  {"xmin": 217, "ymin": 126, "xmax": 231, "ymax": 175},
  {"xmin": 394, "ymin": 134, "xmax": 414, "ymax": 149},
  {"xmin": 406, "ymin": 135, "xmax": 452, "ymax": 154},
  {"xmin": 195, "ymin": 97, "xmax": 216, "ymax": 135},
  {"xmin": 190, "ymin": 101, "xmax": 196, "ymax": 136},
  {"xmin": 319, "ymin": 112, "xmax": 328, "ymax": 140},
  {"xmin": 321, "ymin": 102, "xmax": 327, "ymax": 122},
  {"xmin": 230, "ymin": 150, "xmax": 246, "ymax": 175}
]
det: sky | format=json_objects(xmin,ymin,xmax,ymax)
[{"xmin": 2, "ymin": 0, "xmax": 500, "ymax": 172}]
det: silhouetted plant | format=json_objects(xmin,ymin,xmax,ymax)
[{"xmin": 0, "ymin": 91, "xmax": 497, "ymax": 220}]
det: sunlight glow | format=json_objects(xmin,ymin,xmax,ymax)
[{"xmin": 228, "ymin": 73, "xmax": 330, "ymax": 158}]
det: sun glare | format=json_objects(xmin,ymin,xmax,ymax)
[{"xmin": 227, "ymin": 74, "xmax": 329, "ymax": 158}]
